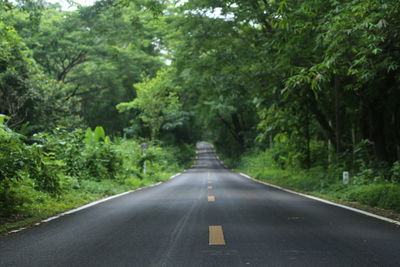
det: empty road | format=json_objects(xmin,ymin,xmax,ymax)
[{"xmin": 1, "ymin": 142, "xmax": 399, "ymax": 266}]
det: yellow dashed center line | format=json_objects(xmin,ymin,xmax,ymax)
[
  {"xmin": 207, "ymin": 172, "xmax": 224, "ymax": 245},
  {"xmin": 208, "ymin": 195, "xmax": 215, "ymax": 202},
  {"xmin": 209, "ymin": 226, "xmax": 225, "ymax": 245}
]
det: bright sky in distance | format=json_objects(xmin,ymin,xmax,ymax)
[{"xmin": 46, "ymin": 0, "xmax": 96, "ymax": 10}]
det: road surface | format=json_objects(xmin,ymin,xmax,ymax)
[{"xmin": 1, "ymin": 142, "xmax": 399, "ymax": 266}]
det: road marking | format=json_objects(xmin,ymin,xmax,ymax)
[
  {"xmin": 8, "ymin": 228, "xmax": 26, "ymax": 234},
  {"xmin": 148, "ymin": 182, "xmax": 162, "ymax": 187},
  {"xmin": 209, "ymin": 226, "xmax": 225, "ymax": 245},
  {"xmin": 240, "ymin": 172, "xmax": 400, "ymax": 226},
  {"xmin": 169, "ymin": 172, "xmax": 182, "ymax": 180},
  {"xmin": 208, "ymin": 195, "xmax": 215, "ymax": 202},
  {"xmin": 208, "ymin": 180, "xmax": 212, "ymax": 184},
  {"xmin": 208, "ymin": 185, "xmax": 212, "ymax": 190}
]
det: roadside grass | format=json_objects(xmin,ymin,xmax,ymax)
[
  {"xmin": 234, "ymin": 150, "xmax": 400, "ymax": 219},
  {"xmin": 0, "ymin": 172, "xmax": 177, "ymax": 235}
]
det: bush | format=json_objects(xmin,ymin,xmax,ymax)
[
  {"xmin": 341, "ymin": 184, "xmax": 400, "ymax": 212},
  {"xmin": 32, "ymin": 129, "xmax": 86, "ymax": 180},
  {"xmin": 33, "ymin": 127, "xmax": 123, "ymax": 182},
  {"xmin": 0, "ymin": 118, "xmax": 62, "ymax": 216},
  {"xmin": 380, "ymin": 185, "xmax": 400, "ymax": 211},
  {"xmin": 0, "ymin": 121, "xmax": 188, "ymax": 221},
  {"xmin": 390, "ymin": 161, "xmax": 400, "ymax": 183}
]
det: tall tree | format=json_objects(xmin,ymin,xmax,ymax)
[{"xmin": 117, "ymin": 68, "xmax": 184, "ymax": 140}]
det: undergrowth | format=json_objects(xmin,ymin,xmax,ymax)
[
  {"xmin": 235, "ymin": 149, "xmax": 400, "ymax": 213},
  {"xmin": 0, "ymin": 119, "xmax": 194, "ymax": 233}
]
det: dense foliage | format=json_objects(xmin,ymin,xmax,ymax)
[
  {"xmin": 0, "ymin": 1, "xmax": 193, "ymax": 224},
  {"xmin": 166, "ymin": 0, "xmax": 400, "ymax": 211},
  {"xmin": 168, "ymin": 0, "xmax": 400, "ymax": 165},
  {"xmin": 0, "ymin": 118, "xmax": 189, "ymax": 219}
]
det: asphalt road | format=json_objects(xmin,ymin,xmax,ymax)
[{"xmin": 1, "ymin": 142, "xmax": 399, "ymax": 266}]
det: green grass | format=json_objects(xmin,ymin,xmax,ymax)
[
  {"xmin": 0, "ymin": 175, "xmax": 176, "ymax": 234},
  {"xmin": 235, "ymin": 150, "xmax": 400, "ymax": 214}
]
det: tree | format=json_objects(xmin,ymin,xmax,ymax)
[
  {"xmin": 117, "ymin": 68, "xmax": 184, "ymax": 140},
  {"xmin": 0, "ymin": 19, "xmax": 68, "ymax": 131},
  {"xmin": 6, "ymin": 1, "xmax": 166, "ymax": 134},
  {"xmin": 160, "ymin": 3, "xmax": 261, "ymax": 154},
  {"xmin": 164, "ymin": 0, "xmax": 400, "ymax": 169}
]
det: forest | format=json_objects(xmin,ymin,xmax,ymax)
[{"xmin": 1, "ymin": 0, "xmax": 400, "ymax": 231}]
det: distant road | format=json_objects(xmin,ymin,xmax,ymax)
[{"xmin": 1, "ymin": 142, "xmax": 399, "ymax": 266}]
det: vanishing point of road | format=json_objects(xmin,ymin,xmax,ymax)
[{"xmin": 1, "ymin": 142, "xmax": 399, "ymax": 266}]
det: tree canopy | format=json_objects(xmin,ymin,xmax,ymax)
[{"xmin": 2, "ymin": 0, "xmax": 400, "ymax": 172}]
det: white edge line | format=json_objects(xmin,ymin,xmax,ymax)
[
  {"xmin": 7, "ymin": 171, "xmax": 184, "ymax": 234},
  {"xmin": 239, "ymin": 172, "xmax": 400, "ymax": 226},
  {"xmin": 169, "ymin": 172, "xmax": 182, "ymax": 180},
  {"xmin": 9, "ymin": 228, "xmax": 26, "ymax": 233}
]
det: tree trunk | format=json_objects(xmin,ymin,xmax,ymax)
[
  {"xmin": 231, "ymin": 113, "xmax": 246, "ymax": 152},
  {"xmin": 334, "ymin": 76, "xmax": 342, "ymax": 157},
  {"xmin": 305, "ymin": 110, "xmax": 311, "ymax": 169},
  {"xmin": 368, "ymin": 101, "xmax": 388, "ymax": 162},
  {"xmin": 307, "ymin": 91, "xmax": 337, "ymax": 150}
]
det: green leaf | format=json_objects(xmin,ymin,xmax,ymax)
[
  {"xmin": 0, "ymin": 114, "xmax": 11, "ymax": 124},
  {"xmin": 84, "ymin": 128, "xmax": 94, "ymax": 146},
  {"xmin": 94, "ymin": 126, "xmax": 106, "ymax": 142}
]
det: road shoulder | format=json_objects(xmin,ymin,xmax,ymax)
[{"xmin": 239, "ymin": 172, "xmax": 400, "ymax": 226}]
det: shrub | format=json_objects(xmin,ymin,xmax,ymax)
[
  {"xmin": 379, "ymin": 184, "xmax": 400, "ymax": 211},
  {"xmin": 32, "ymin": 129, "xmax": 86, "ymax": 180},
  {"xmin": 0, "ymin": 117, "xmax": 61, "ymax": 215},
  {"xmin": 0, "ymin": 119, "xmax": 188, "ymax": 223},
  {"xmin": 390, "ymin": 161, "xmax": 400, "ymax": 183},
  {"xmin": 340, "ymin": 184, "xmax": 400, "ymax": 212}
]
